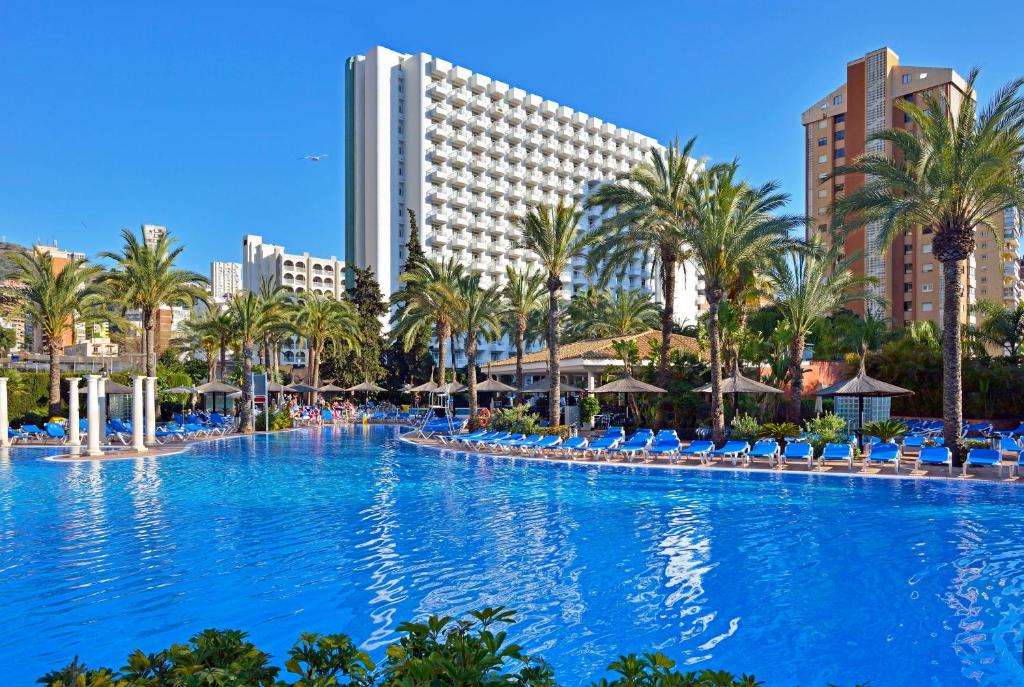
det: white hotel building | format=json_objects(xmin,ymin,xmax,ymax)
[{"xmin": 345, "ymin": 46, "xmax": 702, "ymax": 366}]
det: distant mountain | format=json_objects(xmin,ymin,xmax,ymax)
[{"xmin": 0, "ymin": 242, "xmax": 30, "ymax": 279}]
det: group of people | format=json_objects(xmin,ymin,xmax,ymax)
[{"xmin": 272, "ymin": 394, "xmax": 359, "ymax": 426}]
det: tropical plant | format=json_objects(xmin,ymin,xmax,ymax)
[
  {"xmin": 489, "ymin": 404, "xmax": 542, "ymax": 437},
  {"xmin": 454, "ymin": 273, "xmax": 503, "ymax": 418},
  {"xmin": 802, "ymin": 412, "xmax": 850, "ymax": 455},
  {"xmin": 580, "ymin": 395, "xmax": 601, "ymax": 424},
  {"xmin": 515, "ymin": 200, "xmax": 599, "ymax": 426},
  {"xmin": 562, "ymin": 285, "xmax": 609, "ymax": 342},
  {"xmin": 227, "ymin": 287, "xmax": 288, "ymax": 433},
  {"xmin": 587, "ymin": 139, "xmax": 703, "ymax": 427},
  {"xmin": 831, "ymin": 69, "xmax": 1024, "ymax": 462},
  {"xmin": 730, "ymin": 413, "xmax": 761, "ymax": 442},
  {"xmin": 973, "ymin": 299, "xmax": 1024, "ymax": 360},
  {"xmin": 391, "ymin": 258, "xmax": 464, "ymax": 386},
  {"xmin": 592, "ymin": 289, "xmax": 661, "ymax": 339},
  {"xmin": 684, "ymin": 163, "xmax": 803, "ymax": 442},
  {"xmin": 10, "ymin": 250, "xmax": 107, "ymax": 415},
  {"xmin": 862, "ymin": 418, "xmax": 909, "ymax": 444},
  {"xmin": 758, "ymin": 421, "xmax": 801, "ymax": 443},
  {"xmin": 769, "ymin": 238, "xmax": 875, "ymax": 422},
  {"xmin": 296, "ymin": 292, "xmax": 361, "ymax": 396},
  {"xmin": 0, "ymin": 326, "xmax": 16, "ymax": 358},
  {"xmin": 176, "ymin": 312, "xmax": 220, "ymax": 383},
  {"xmin": 99, "ymin": 228, "xmax": 208, "ymax": 377},
  {"xmin": 500, "ymin": 265, "xmax": 545, "ymax": 401}
]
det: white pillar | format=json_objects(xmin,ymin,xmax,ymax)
[
  {"xmin": 144, "ymin": 376, "xmax": 157, "ymax": 445},
  {"xmin": 0, "ymin": 377, "xmax": 9, "ymax": 448},
  {"xmin": 66, "ymin": 377, "xmax": 81, "ymax": 447},
  {"xmin": 97, "ymin": 377, "xmax": 108, "ymax": 425},
  {"xmin": 132, "ymin": 376, "xmax": 147, "ymax": 452},
  {"xmin": 85, "ymin": 375, "xmax": 103, "ymax": 456}
]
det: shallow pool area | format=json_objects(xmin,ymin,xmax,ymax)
[{"xmin": 2, "ymin": 425, "xmax": 1023, "ymax": 685}]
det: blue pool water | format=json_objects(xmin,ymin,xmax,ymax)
[{"xmin": 1, "ymin": 426, "xmax": 1023, "ymax": 686}]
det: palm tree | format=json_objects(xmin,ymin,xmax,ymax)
[
  {"xmin": 11, "ymin": 250, "xmax": 107, "ymax": 415},
  {"xmin": 176, "ymin": 313, "xmax": 220, "ymax": 383},
  {"xmin": 831, "ymin": 69, "xmax": 1024, "ymax": 461},
  {"xmin": 515, "ymin": 201, "xmax": 600, "ymax": 426},
  {"xmin": 684, "ymin": 163, "xmax": 804, "ymax": 442},
  {"xmin": 500, "ymin": 266, "xmax": 545, "ymax": 401},
  {"xmin": 454, "ymin": 274, "xmax": 503, "ymax": 418},
  {"xmin": 769, "ymin": 239, "xmax": 875, "ymax": 422},
  {"xmin": 296, "ymin": 292, "xmax": 361, "ymax": 396},
  {"xmin": 973, "ymin": 300, "xmax": 1024, "ymax": 361},
  {"xmin": 227, "ymin": 287, "xmax": 288, "ymax": 433},
  {"xmin": 587, "ymin": 138, "xmax": 701, "ymax": 425},
  {"xmin": 590, "ymin": 289, "xmax": 661, "ymax": 338},
  {"xmin": 100, "ymin": 228, "xmax": 208, "ymax": 377},
  {"xmin": 562, "ymin": 285, "xmax": 609, "ymax": 342},
  {"xmin": 391, "ymin": 258, "xmax": 464, "ymax": 385}
]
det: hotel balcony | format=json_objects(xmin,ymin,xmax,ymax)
[
  {"xmin": 571, "ymin": 166, "xmax": 588, "ymax": 181},
  {"xmin": 487, "ymin": 81, "xmax": 508, "ymax": 100},
  {"xmin": 507, "ymin": 110, "xmax": 525, "ymax": 126},
  {"xmin": 429, "ymin": 230, "xmax": 451, "ymax": 246},
  {"xmin": 555, "ymin": 145, "xmax": 572, "ymax": 160},
  {"xmin": 450, "ymin": 131, "xmax": 471, "ymax": 148},
  {"xmin": 540, "ymin": 100, "xmax": 557, "ymax": 118},
  {"xmin": 450, "ymin": 192, "xmax": 470, "ymax": 209},
  {"xmin": 524, "ymin": 134, "xmax": 542, "ymax": 151},
  {"xmin": 452, "ymin": 234, "xmax": 469, "ymax": 250},
  {"xmin": 469, "ymin": 97, "xmax": 489, "ymax": 114},
  {"xmin": 470, "ymin": 239, "xmax": 488, "ymax": 253},
  {"xmin": 450, "ymin": 109, "xmax": 470, "ymax": 128},
  {"xmin": 450, "ymin": 89, "xmax": 469, "ymax": 107},
  {"xmin": 428, "ymin": 125, "xmax": 452, "ymax": 143},
  {"xmin": 525, "ymin": 154, "xmax": 543, "ymax": 170},
  {"xmin": 584, "ymin": 135, "xmax": 600, "ymax": 150},
  {"xmin": 427, "ymin": 82, "xmax": 451, "ymax": 100},
  {"xmin": 489, "ymin": 141, "xmax": 510, "ymax": 159},
  {"xmin": 449, "ymin": 174, "xmax": 468, "ymax": 189},
  {"xmin": 468, "ymin": 73, "xmax": 490, "ymax": 93},
  {"xmin": 556, "ymin": 127, "xmax": 572, "ymax": 142},
  {"xmin": 489, "ymin": 239, "xmax": 509, "ymax": 254},
  {"xmin": 523, "ymin": 94, "xmax": 542, "ymax": 112},
  {"xmin": 556, "ymin": 106, "xmax": 573, "ymax": 123},
  {"xmin": 469, "ymin": 137, "xmax": 488, "ymax": 153},
  {"xmin": 429, "ymin": 209, "xmax": 451, "ymax": 225},
  {"xmin": 488, "ymin": 104, "xmax": 506, "ymax": 120},
  {"xmin": 450, "ymin": 66, "xmax": 470, "ymax": 86},
  {"xmin": 470, "ymin": 220, "xmax": 488, "ymax": 234},
  {"xmin": 507, "ymin": 128, "xmax": 525, "ymax": 145},
  {"xmin": 524, "ymin": 115, "xmax": 543, "ymax": 131},
  {"xmin": 428, "ymin": 189, "xmax": 450, "ymax": 206},
  {"xmin": 613, "ymin": 127, "xmax": 627, "ymax": 143},
  {"xmin": 491, "ymin": 200, "xmax": 510, "ymax": 216},
  {"xmin": 586, "ymin": 117, "xmax": 602, "ymax": 133},
  {"xmin": 428, "ymin": 169, "xmax": 450, "ymax": 185},
  {"xmin": 524, "ymin": 170, "xmax": 542, "ymax": 186},
  {"xmin": 505, "ymin": 88, "xmax": 525, "ymax": 106},
  {"xmin": 540, "ymin": 157, "xmax": 557, "ymax": 173},
  {"xmin": 429, "ymin": 102, "xmax": 452, "ymax": 121},
  {"xmin": 541, "ymin": 175, "xmax": 557, "ymax": 191},
  {"xmin": 451, "ymin": 212, "xmax": 471, "ymax": 229},
  {"xmin": 526, "ymin": 190, "xmax": 544, "ymax": 204},
  {"xmin": 468, "ymin": 116, "xmax": 488, "ymax": 133},
  {"xmin": 470, "ymin": 178, "xmax": 489, "ymax": 195},
  {"xmin": 470, "ymin": 156, "xmax": 488, "ymax": 173},
  {"xmin": 428, "ymin": 58, "xmax": 451, "ymax": 80},
  {"xmin": 470, "ymin": 194, "xmax": 489, "ymax": 211},
  {"xmin": 541, "ymin": 139, "xmax": 559, "ymax": 155},
  {"xmin": 600, "ymin": 122, "xmax": 616, "ymax": 138},
  {"xmin": 490, "ymin": 122, "xmax": 509, "ymax": 138},
  {"xmin": 507, "ymin": 166, "xmax": 524, "ymax": 182},
  {"xmin": 507, "ymin": 147, "xmax": 524, "ymax": 163},
  {"xmin": 555, "ymin": 162, "xmax": 572, "ymax": 178},
  {"xmin": 559, "ymin": 180, "xmax": 575, "ymax": 195},
  {"xmin": 450, "ymin": 152, "xmax": 470, "ymax": 169},
  {"xmin": 489, "ymin": 161, "xmax": 509, "ymax": 177}
]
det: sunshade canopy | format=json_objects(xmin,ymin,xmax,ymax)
[
  {"xmin": 408, "ymin": 380, "xmax": 439, "ymax": 392},
  {"xmin": 197, "ymin": 381, "xmax": 242, "ymax": 394},
  {"xmin": 475, "ymin": 377, "xmax": 517, "ymax": 392},
  {"xmin": 347, "ymin": 381, "xmax": 387, "ymax": 392},
  {"xmin": 267, "ymin": 381, "xmax": 290, "ymax": 392},
  {"xmin": 814, "ymin": 372, "xmax": 913, "ymax": 398},
  {"xmin": 437, "ymin": 381, "xmax": 468, "ymax": 394},
  {"xmin": 288, "ymin": 383, "xmax": 319, "ymax": 393},
  {"xmin": 162, "ymin": 385, "xmax": 198, "ymax": 394},
  {"xmin": 317, "ymin": 383, "xmax": 346, "ymax": 393},
  {"xmin": 692, "ymin": 371, "xmax": 782, "ymax": 395},
  {"xmin": 592, "ymin": 375, "xmax": 666, "ymax": 394},
  {"xmin": 521, "ymin": 378, "xmax": 583, "ymax": 394}
]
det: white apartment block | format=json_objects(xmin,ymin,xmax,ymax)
[
  {"xmin": 345, "ymin": 46, "xmax": 702, "ymax": 366},
  {"xmin": 210, "ymin": 261, "xmax": 242, "ymax": 304},
  {"xmin": 142, "ymin": 224, "xmax": 167, "ymax": 249},
  {"xmin": 242, "ymin": 234, "xmax": 346, "ymax": 367}
]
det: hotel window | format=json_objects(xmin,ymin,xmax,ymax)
[
  {"xmin": 833, "ymin": 148, "xmax": 845, "ymax": 159},
  {"xmin": 818, "ymin": 189, "xmax": 828, "ymax": 198},
  {"xmin": 818, "ymin": 137, "xmax": 827, "ymax": 146},
  {"xmin": 818, "ymin": 154, "xmax": 828, "ymax": 163},
  {"xmin": 904, "ymin": 301, "xmax": 913, "ymax": 312},
  {"xmin": 922, "ymin": 284, "xmax": 933, "ymax": 293},
  {"xmin": 902, "ymin": 74, "xmax": 912, "ymax": 85},
  {"xmin": 833, "ymin": 95, "xmax": 843, "ymax": 105},
  {"xmin": 923, "ymin": 263, "xmax": 934, "ymax": 272},
  {"xmin": 903, "ymin": 283, "xmax": 913, "ymax": 293},
  {"xmin": 922, "ymin": 303, "xmax": 933, "ymax": 312},
  {"xmin": 835, "ymin": 113, "xmax": 845, "ymax": 123},
  {"xmin": 819, "ymin": 120, "xmax": 828, "ymax": 129},
  {"xmin": 834, "ymin": 131, "xmax": 845, "ymax": 141},
  {"xmin": 834, "ymin": 183, "xmax": 845, "ymax": 193},
  {"xmin": 922, "ymin": 244, "xmax": 932, "ymax": 253}
]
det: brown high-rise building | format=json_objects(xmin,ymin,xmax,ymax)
[{"xmin": 802, "ymin": 47, "xmax": 1023, "ymax": 329}]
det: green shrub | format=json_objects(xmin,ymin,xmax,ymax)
[
  {"xmin": 37, "ymin": 608, "xmax": 785, "ymax": 687},
  {"xmin": 490, "ymin": 404, "xmax": 541, "ymax": 436},
  {"xmin": 801, "ymin": 413, "xmax": 849, "ymax": 454},
  {"xmin": 757, "ymin": 422, "xmax": 800, "ymax": 444},
  {"xmin": 256, "ymin": 407, "xmax": 292, "ymax": 432},
  {"xmin": 538, "ymin": 425, "xmax": 573, "ymax": 440},
  {"xmin": 730, "ymin": 413, "xmax": 761, "ymax": 442},
  {"xmin": 861, "ymin": 418, "xmax": 908, "ymax": 444},
  {"xmin": 580, "ymin": 395, "xmax": 601, "ymax": 424}
]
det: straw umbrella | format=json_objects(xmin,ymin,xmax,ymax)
[
  {"xmin": 163, "ymin": 384, "xmax": 199, "ymax": 416},
  {"xmin": 346, "ymin": 380, "xmax": 387, "ymax": 406},
  {"xmin": 692, "ymin": 371, "xmax": 782, "ymax": 422},
  {"xmin": 591, "ymin": 375, "xmax": 666, "ymax": 424},
  {"xmin": 815, "ymin": 358, "xmax": 913, "ymax": 448},
  {"xmin": 197, "ymin": 380, "xmax": 242, "ymax": 414}
]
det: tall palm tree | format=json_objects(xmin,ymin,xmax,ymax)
[
  {"xmin": 100, "ymin": 228, "xmax": 208, "ymax": 377},
  {"xmin": 296, "ymin": 292, "xmax": 361, "ymax": 395},
  {"xmin": 500, "ymin": 265, "xmax": 545, "ymax": 401},
  {"xmin": 684, "ymin": 163, "xmax": 804, "ymax": 442},
  {"xmin": 590, "ymin": 288, "xmax": 661, "ymax": 338},
  {"xmin": 227, "ymin": 287, "xmax": 288, "ymax": 433},
  {"xmin": 832, "ymin": 69, "xmax": 1024, "ymax": 461},
  {"xmin": 973, "ymin": 300, "xmax": 1024, "ymax": 361},
  {"xmin": 587, "ymin": 138, "xmax": 701, "ymax": 425},
  {"xmin": 515, "ymin": 201, "xmax": 599, "ymax": 426},
  {"xmin": 176, "ymin": 313, "xmax": 220, "ymax": 383},
  {"xmin": 562, "ymin": 285, "xmax": 609, "ymax": 343},
  {"xmin": 195, "ymin": 308, "xmax": 235, "ymax": 381},
  {"xmin": 11, "ymin": 250, "xmax": 107, "ymax": 415},
  {"xmin": 769, "ymin": 239, "xmax": 875, "ymax": 422},
  {"xmin": 391, "ymin": 258, "xmax": 464, "ymax": 385},
  {"xmin": 454, "ymin": 274, "xmax": 503, "ymax": 418}
]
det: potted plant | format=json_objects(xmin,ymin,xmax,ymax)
[
  {"xmin": 579, "ymin": 395, "xmax": 600, "ymax": 431},
  {"xmin": 862, "ymin": 418, "xmax": 909, "ymax": 446}
]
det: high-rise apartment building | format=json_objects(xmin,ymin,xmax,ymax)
[
  {"xmin": 210, "ymin": 261, "xmax": 242, "ymax": 304},
  {"xmin": 803, "ymin": 47, "xmax": 1022, "ymax": 328},
  {"xmin": 345, "ymin": 46, "xmax": 702, "ymax": 365},
  {"xmin": 142, "ymin": 224, "xmax": 167, "ymax": 249}
]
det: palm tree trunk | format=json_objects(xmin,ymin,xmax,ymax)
[
  {"xmin": 942, "ymin": 259, "xmax": 965, "ymax": 465},
  {"xmin": 436, "ymin": 321, "xmax": 447, "ymax": 388},
  {"xmin": 239, "ymin": 340, "xmax": 255, "ymax": 433},
  {"xmin": 207, "ymin": 350, "xmax": 216, "ymax": 384},
  {"xmin": 48, "ymin": 340, "xmax": 62, "ymax": 417},
  {"xmin": 515, "ymin": 318, "xmax": 526, "ymax": 404},
  {"xmin": 144, "ymin": 310, "xmax": 157, "ymax": 377},
  {"xmin": 547, "ymin": 280, "xmax": 561, "ymax": 427},
  {"xmin": 467, "ymin": 333, "xmax": 478, "ymax": 419},
  {"xmin": 218, "ymin": 337, "xmax": 227, "ymax": 382},
  {"xmin": 656, "ymin": 252, "xmax": 676, "ymax": 429},
  {"xmin": 450, "ymin": 335, "xmax": 457, "ymax": 384},
  {"xmin": 788, "ymin": 332, "xmax": 805, "ymax": 424},
  {"xmin": 708, "ymin": 297, "xmax": 725, "ymax": 443}
]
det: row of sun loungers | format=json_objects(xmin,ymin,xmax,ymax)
[
  {"xmin": 7, "ymin": 412, "xmax": 237, "ymax": 446},
  {"xmin": 431, "ymin": 426, "xmax": 1024, "ymax": 479}
]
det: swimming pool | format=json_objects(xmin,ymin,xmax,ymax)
[{"xmin": 1, "ymin": 425, "xmax": 1022, "ymax": 686}]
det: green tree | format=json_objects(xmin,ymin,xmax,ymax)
[
  {"xmin": 500, "ymin": 265, "xmax": 545, "ymax": 401},
  {"xmin": 515, "ymin": 200, "xmax": 599, "ymax": 426},
  {"xmin": 588, "ymin": 137, "xmax": 701, "ymax": 426},
  {"xmin": 769, "ymin": 238, "xmax": 875, "ymax": 422},
  {"xmin": 832, "ymin": 69, "xmax": 1024, "ymax": 461},
  {"xmin": 454, "ymin": 274, "xmax": 503, "ymax": 418},
  {"xmin": 684, "ymin": 163, "xmax": 803, "ymax": 441},
  {"xmin": 296, "ymin": 292, "xmax": 361, "ymax": 394},
  {"xmin": 590, "ymin": 288, "xmax": 660, "ymax": 339},
  {"xmin": 227, "ymin": 287, "xmax": 288, "ymax": 433},
  {"xmin": 100, "ymin": 228, "xmax": 207, "ymax": 377},
  {"xmin": 973, "ymin": 299, "xmax": 1024, "ymax": 361},
  {"xmin": 175, "ymin": 313, "xmax": 220, "ymax": 383},
  {"xmin": 391, "ymin": 258, "xmax": 464, "ymax": 386},
  {"xmin": 0, "ymin": 326, "xmax": 16, "ymax": 358},
  {"xmin": 10, "ymin": 250, "xmax": 107, "ymax": 415}
]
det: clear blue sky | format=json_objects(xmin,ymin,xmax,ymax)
[{"xmin": 2, "ymin": 0, "xmax": 1022, "ymax": 274}]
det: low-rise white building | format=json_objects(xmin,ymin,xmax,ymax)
[{"xmin": 345, "ymin": 46, "xmax": 703, "ymax": 367}]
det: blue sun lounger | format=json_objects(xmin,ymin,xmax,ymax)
[
  {"xmin": 916, "ymin": 446, "xmax": 952, "ymax": 475},
  {"xmin": 527, "ymin": 435, "xmax": 563, "ymax": 455},
  {"xmin": 781, "ymin": 441, "xmax": 813, "ymax": 468},
  {"xmin": 20, "ymin": 424, "xmax": 45, "ymax": 440},
  {"xmin": 612, "ymin": 429, "xmax": 654, "ymax": 461},
  {"xmin": 646, "ymin": 430, "xmax": 682, "ymax": 461},
  {"xmin": 580, "ymin": 434, "xmax": 621, "ymax": 458},
  {"xmin": 679, "ymin": 440, "xmax": 713, "ymax": 462},
  {"xmin": 744, "ymin": 439, "xmax": 779, "ymax": 466},
  {"xmin": 8, "ymin": 427, "xmax": 29, "ymax": 443},
  {"xmin": 503, "ymin": 435, "xmax": 544, "ymax": 451},
  {"xmin": 998, "ymin": 437, "xmax": 1024, "ymax": 470},
  {"xmin": 963, "ymin": 448, "xmax": 1010, "ymax": 478},
  {"xmin": 473, "ymin": 432, "xmax": 512, "ymax": 447},
  {"xmin": 704, "ymin": 440, "xmax": 749, "ymax": 466},
  {"xmin": 490, "ymin": 433, "xmax": 527, "ymax": 448},
  {"xmin": 865, "ymin": 442, "xmax": 901, "ymax": 472},
  {"xmin": 817, "ymin": 443, "xmax": 854, "ymax": 470},
  {"xmin": 44, "ymin": 422, "xmax": 66, "ymax": 444},
  {"xmin": 558, "ymin": 436, "xmax": 588, "ymax": 457}
]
